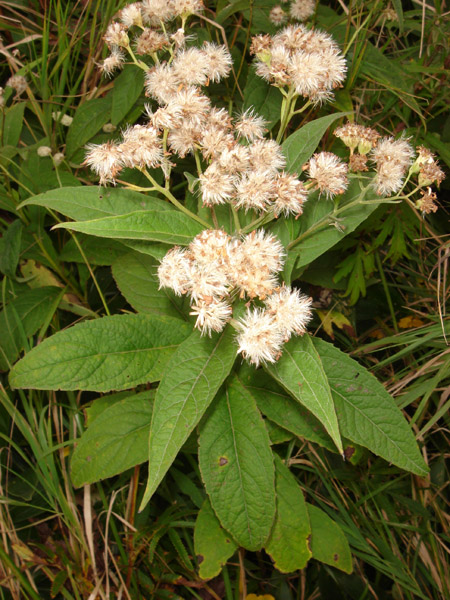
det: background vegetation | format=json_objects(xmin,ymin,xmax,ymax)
[{"xmin": 0, "ymin": 0, "xmax": 449, "ymax": 598}]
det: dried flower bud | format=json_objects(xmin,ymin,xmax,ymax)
[
  {"xmin": 37, "ymin": 146, "xmax": 52, "ymax": 157},
  {"xmin": 6, "ymin": 74, "xmax": 28, "ymax": 95},
  {"xmin": 269, "ymin": 6, "xmax": 287, "ymax": 26},
  {"xmin": 135, "ymin": 29, "xmax": 168, "ymax": 55},
  {"xmin": 415, "ymin": 188, "xmax": 438, "ymax": 215}
]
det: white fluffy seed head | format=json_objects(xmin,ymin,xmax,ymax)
[
  {"xmin": 272, "ymin": 172, "xmax": 308, "ymax": 217},
  {"xmin": 265, "ymin": 286, "xmax": 312, "ymax": 340},
  {"xmin": 234, "ymin": 108, "xmax": 267, "ymax": 142},
  {"xmin": 236, "ymin": 308, "xmax": 284, "ymax": 367},
  {"xmin": 203, "ymin": 42, "xmax": 233, "ymax": 82},
  {"xmin": 158, "ymin": 247, "xmax": 192, "ymax": 295},
  {"xmin": 235, "ymin": 171, "xmax": 275, "ymax": 212},
  {"xmin": 172, "ymin": 47, "xmax": 209, "ymax": 86},
  {"xmin": 249, "ymin": 139, "xmax": 286, "ymax": 173},
  {"xmin": 145, "ymin": 64, "xmax": 180, "ymax": 104},
  {"xmin": 199, "ymin": 163, "xmax": 236, "ymax": 206},
  {"xmin": 289, "ymin": 0, "xmax": 315, "ymax": 22},
  {"xmin": 307, "ymin": 152, "xmax": 348, "ymax": 198},
  {"xmin": 84, "ymin": 142, "xmax": 124, "ymax": 184},
  {"xmin": 190, "ymin": 298, "xmax": 232, "ymax": 336}
]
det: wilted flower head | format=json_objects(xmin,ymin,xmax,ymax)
[
  {"xmin": 307, "ymin": 152, "xmax": 348, "ymax": 197},
  {"xmin": 6, "ymin": 74, "xmax": 28, "ymax": 95},
  {"xmin": 104, "ymin": 22, "xmax": 129, "ymax": 48},
  {"xmin": 119, "ymin": 124, "xmax": 163, "ymax": 168},
  {"xmin": 265, "ymin": 286, "xmax": 312, "ymax": 340},
  {"xmin": 290, "ymin": 0, "xmax": 315, "ymax": 21},
  {"xmin": 101, "ymin": 48, "xmax": 125, "ymax": 76},
  {"xmin": 203, "ymin": 42, "xmax": 233, "ymax": 82},
  {"xmin": 415, "ymin": 189, "xmax": 438, "ymax": 215},
  {"xmin": 334, "ymin": 122, "xmax": 380, "ymax": 153},
  {"xmin": 371, "ymin": 137, "xmax": 414, "ymax": 195},
  {"xmin": 236, "ymin": 308, "xmax": 284, "ymax": 367},
  {"xmin": 235, "ymin": 108, "xmax": 267, "ymax": 142},
  {"xmin": 119, "ymin": 3, "xmax": 143, "ymax": 28},
  {"xmin": 173, "ymin": 0, "xmax": 204, "ymax": 16},
  {"xmin": 135, "ymin": 29, "xmax": 168, "ymax": 55},
  {"xmin": 269, "ymin": 6, "xmax": 287, "ymax": 25},
  {"xmin": 84, "ymin": 141, "xmax": 124, "ymax": 184}
]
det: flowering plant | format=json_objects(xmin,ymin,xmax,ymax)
[{"xmin": 8, "ymin": 0, "xmax": 444, "ymax": 578}]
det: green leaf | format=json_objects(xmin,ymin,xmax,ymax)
[
  {"xmin": 307, "ymin": 503, "xmax": 352, "ymax": 573},
  {"xmin": 313, "ymin": 338, "xmax": 428, "ymax": 475},
  {"xmin": 9, "ymin": 314, "xmax": 191, "ymax": 392},
  {"xmin": 71, "ymin": 393, "xmax": 154, "ymax": 487},
  {"xmin": 54, "ymin": 210, "xmax": 204, "ymax": 245},
  {"xmin": 140, "ymin": 327, "xmax": 237, "ymax": 510},
  {"xmin": 236, "ymin": 366, "xmax": 334, "ymax": 451},
  {"xmin": 194, "ymin": 498, "xmax": 238, "ymax": 580},
  {"xmin": 1, "ymin": 102, "xmax": 25, "ymax": 147},
  {"xmin": 85, "ymin": 389, "xmax": 154, "ymax": 425},
  {"xmin": 111, "ymin": 65, "xmax": 145, "ymax": 125},
  {"xmin": 0, "ymin": 219, "xmax": 23, "ymax": 277},
  {"xmin": 65, "ymin": 96, "xmax": 112, "ymax": 158},
  {"xmin": 282, "ymin": 112, "xmax": 349, "ymax": 173},
  {"xmin": 391, "ymin": 0, "xmax": 404, "ymax": 32},
  {"xmin": 60, "ymin": 236, "xmax": 127, "ymax": 266},
  {"xmin": 18, "ymin": 186, "xmax": 171, "ymax": 221},
  {"xmin": 198, "ymin": 376, "xmax": 275, "ymax": 551},
  {"xmin": 0, "ymin": 287, "xmax": 61, "ymax": 371},
  {"xmin": 288, "ymin": 178, "xmax": 385, "ymax": 269},
  {"xmin": 112, "ymin": 252, "xmax": 186, "ymax": 320},
  {"xmin": 265, "ymin": 420, "xmax": 294, "ymax": 445},
  {"xmin": 243, "ymin": 68, "xmax": 282, "ymax": 130},
  {"xmin": 265, "ymin": 455, "xmax": 311, "ymax": 572},
  {"xmin": 265, "ymin": 335, "xmax": 343, "ymax": 454}
]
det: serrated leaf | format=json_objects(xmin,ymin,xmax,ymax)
[
  {"xmin": 266, "ymin": 335, "xmax": 343, "ymax": 454},
  {"xmin": 54, "ymin": 210, "xmax": 204, "ymax": 245},
  {"xmin": 66, "ymin": 96, "xmax": 112, "ymax": 157},
  {"xmin": 236, "ymin": 366, "xmax": 334, "ymax": 451},
  {"xmin": 313, "ymin": 338, "xmax": 428, "ymax": 475},
  {"xmin": 18, "ymin": 186, "xmax": 171, "ymax": 221},
  {"xmin": 194, "ymin": 498, "xmax": 238, "ymax": 580},
  {"xmin": 9, "ymin": 314, "xmax": 191, "ymax": 392},
  {"xmin": 198, "ymin": 376, "xmax": 275, "ymax": 551},
  {"xmin": 288, "ymin": 178, "xmax": 385, "ymax": 268},
  {"xmin": 71, "ymin": 393, "xmax": 154, "ymax": 486},
  {"xmin": 282, "ymin": 112, "xmax": 349, "ymax": 173},
  {"xmin": 307, "ymin": 503, "xmax": 352, "ymax": 573},
  {"xmin": 111, "ymin": 65, "xmax": 144, "ymax": 125},
  {"xmin": 0, "ymin": 287, "xmax": 62, "ymax": 371},
  {"xmin": 140, "ymin": 327, "xmax": 237, "ymax": 510},
  {"xmin": 112, "ymin": 252, "xmax": 186, "ymax": 319},
  {"xmin": 265, "ymin": 455, "xmax": 311, "ymax": 572}
]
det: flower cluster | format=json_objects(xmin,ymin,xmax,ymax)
[
  {"xmin": 158, "ymin": 229, "xmax": 312, "ymax": 365},
  {"xmin": 250, "ymin": 24, "xmax": 347, "ymax": 105}
]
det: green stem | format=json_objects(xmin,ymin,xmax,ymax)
[
  {"xmin": 241, "ymin": 209, "xmax": 276, "ymax": 235},
  {"xmin": 194, "ymin": 150, "xmax": 203, "ymax": 177},
  {"xmin": 276, "ymin": 87, "xmax": 299, "ymax": 144},
  {"xmin": 375, "ymin": 250, "xmax": 398, "ymax": 333},
  {"xmin": 140, "ymin": 169, "xmax": 212, "ymax": 228},
  {"xmin": 231, "ymin": 204, "xmax": 241, "ymax": 233},
  {"xmin": 125, "ymin": 44, "xmax": 148, "ymax": 71}
]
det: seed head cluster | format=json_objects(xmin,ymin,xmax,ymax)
[
  {"xmin": 158, "ymin": 228, "xmax": 312, "ymax": 365},
  {"xmin": 250, "ymin": 24, "xmax": 347, "ymax": 105}
]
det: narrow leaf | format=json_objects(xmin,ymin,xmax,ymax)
[
  {"xmin": 265, "ymin": 455, "xmax": 311, "ymax": 572},
  {"xmin": 71, "ymin": 393, "xmax": 153, "ymax": 487},
  {"xmin": 65, "ymin": 96, "xmax": 112, "ymax": 157},
  {"xmin": 140, "ymin": 327, "xmax": 237, "ymax": 510},
  {"xmin": 282, "ymin": 112, "xmax": 349, "ymax": 173},
  {"xmin": 112, "ymin": 252, "xmax": 186, "ymax": 320},
  {"xmin": 237, "ymin": 366, "xmax": 334, "ymax": 451},
  {"xmin": 307, "ymin": 503, "xmax": 352, "ymax": 573},
  {"xmin": 194, "ymin": 498, "xmax": 238, "ymax": 580},
  {"xmin": 111, "ymin": 65, "xmax": 144, "ymax": 125},
  {"xmin": 0, "ymin": 219, "xmax": 23, "ymax": 278},
  {"xmin": 313, "ymin": 338, "xmax": 428, "ymax": 475},
  {"xmin": 266, "ymin": 335, "xmax": 343, "ymax": 453},
  {"xmin": 9, "ymin": 314, "xmax": 191, "ymax": 392},
  {"xmin": 198, "ymin": 376, "xmax": 275, "ymax": 551},
  {"xmin": 54, "ymin": 210, "xmax": 204, "ymax": 245},
  {"xmin": 18, "ymin": 186, "xmax": 171, "ymax": 221}
]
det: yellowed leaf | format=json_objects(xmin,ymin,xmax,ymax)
[
  {"xmin": 398, "ymin": 315, "xmax": 425, "ymax": 329},
  {"xmin": 316, "ymin": 310, "xmax": 354, "ymax": 339}
]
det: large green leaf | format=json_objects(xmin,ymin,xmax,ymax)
[
  {"xmin": 60, "ymin": 236, "xmax": 127, "ymax": 265},
  {"xmin": 140, "ymin": 327, "xmax": 237, "ymax": 510},
  {"xmin": 194, "ymin": 498, "xmax": 238, "ymax": 580},
  {"xmin": 307, "ymin": 503, "xmax": 352, "ymax": 573},
  {"xmin": 111, "ymin": 65, "xmax": 145, "ymax": 125},
  {"xmin": 112, "ymin": 252, "xmax": 186, "ymax": 320},
  {"xmin": 0, "ymin": 219, "xmax": 22, "ymax": 278},
  {"xmin": 54, "ymin": 210, "xmax": 204, "ymax": 245},
  {"xmin": 9, "ymin": 314, "xmax": 191, "ymax": 392},
  {"xmin": 265, "ymin": 455, "xmax": 311, "ymax": 572},
  {"xmin": 1, "ymin": 102, "xmax": 25, "ymax": 147},
  {"xmin": 288, "ymin": 178, "xmax": 385, "ymax": 269},
  {"xmin": 71, "ymin": 392, "xmax": 153, "ymax": 487},
  {"xmin": 266, "ymin": 335, "xmax": 343, "ymax": 454},
  {"xmin": 282, "ymin": 112, "xmax": 348, "ymax": 173},
  {"xmin": 313, "ymin": 338, "xmax": 428, "ymax": 475},
  {"xmin": 65, "ymin": 96, "xmax": 112, "ymax": 158},
  {"xmin": 236, "ymin": 366, "xmax": 334, "ymax": 451},
  {"xmin": 0, "ymin": 287, "xmax": 62, "ymax": 371},
  {"xmin": 243, "ymin": 68, "xmax": 282, "ymax": 131},
  {"xmin": 198, "ymin": 376, "xmax": 275, "ymax": 551},
  {"xmin": 18, "ymin": 186, "xmax": 171, "ymax": 221}
]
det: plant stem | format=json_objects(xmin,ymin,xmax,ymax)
[{"xmin": 140, "ymin": 169, "xmax": 212, "ymax": 228}]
